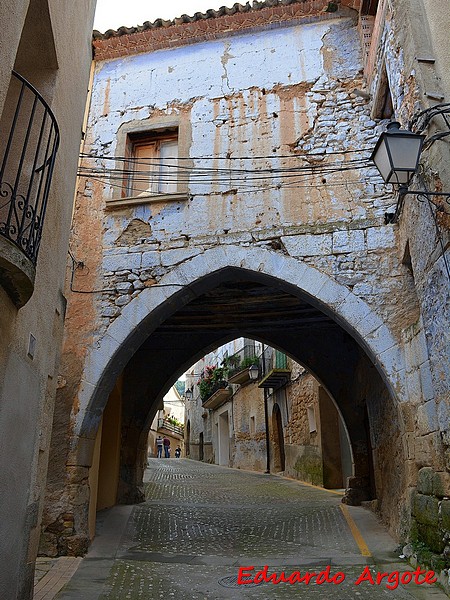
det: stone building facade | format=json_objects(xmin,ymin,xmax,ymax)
[
  {"xmin": 0, "ymin": 1, "xmax": 96, "ymax": 598},
  {"xmin": 186, "ymin": 341, "xmax": 352, "ymax": 488},
  {"xmin": 41, "ymin": 0, "xmax": 449, "ymax": 580}
]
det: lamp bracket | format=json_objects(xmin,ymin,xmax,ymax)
[
  {"xmin": 409, "ymin": 103, "xmax": 450, "ymax": 148},
  {"xmin": 399, "ymin": 189, "xmax": 450, "ymax": 200},
  {"xmin": 387, "ymin": 186, "xmax": 450, "ymax": 223}
]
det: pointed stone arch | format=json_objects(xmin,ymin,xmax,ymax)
[
  {"xmin": 74, "ymin": 244, "xmax": 405, "ymax": 445},
  {"xmin": 43, "ymin": 243, "xmax": 414, "ymax": 556}
]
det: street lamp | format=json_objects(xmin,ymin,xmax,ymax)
[
  {"xmin": 371, "ymin": 121, "xmax": 425, "ymax": 186},
  {"xmin": 184, "ymin": 387, "xmax": 193, "ymax": 401},
  {"xmin": 371, "ymin": 115, "xmax": 450, "ymax": 222},
  {"xmin": 248, "ymin": 363, "xmax": 259, "ymax": 381}
]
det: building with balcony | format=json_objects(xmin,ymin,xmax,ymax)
[
  {"xmin": 0, "ymin": 1, "xmax": 96, "ymax": 598},
  {"xmin": 147, "ymin": 384, "xmax": 185, "ymax": 458},
  {"xmin": 185, "ymin": 340, "xmax": 352, "ymax": 488}
]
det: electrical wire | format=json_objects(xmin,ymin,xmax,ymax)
[
  {"xmin": 77, "ymin": 149, "xmax": 377, "ymax": 197},
  {"xmin": 68, "ymin": 251, "xmax": 188, "ymax": 294}
]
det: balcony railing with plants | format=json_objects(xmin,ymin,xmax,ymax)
[
  {"xmin": 157, "ymin": 417, "xmax": 184, "ymax": 437},
  {"xmin": 222, "ymin": 345, "xmax": 260, "ymax": 385},
  {"xmin": 0, "ymin": 71, "xmax": 59, "ymax": 266},
  {"xmin": 198, "ymin": 365, "xmax": 230, "ymax": 404}
]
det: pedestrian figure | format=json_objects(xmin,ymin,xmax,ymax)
[
  {"xmin": 156, "ymin": 435, "xmax": 163, "ymax": 458},
  {"xmin": 175, "ymin": 446, "xmax": 181, "ymax": 458},
  {"xmin": 163, "ymin": 436, "xmax": 171, "ymax": 458}
]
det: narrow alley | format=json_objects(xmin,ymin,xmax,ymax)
[{"xmin": 37, "ymin": 460, "xmax": 446, "ymax": 600}]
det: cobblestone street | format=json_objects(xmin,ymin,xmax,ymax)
[{"xmin": 48, "ymin": 460, "xmax": 446, "ymax": 600}]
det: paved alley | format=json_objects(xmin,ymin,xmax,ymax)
[{"xmin": 47, "ymin": 460, "xmax": 446, "ymax": 600}]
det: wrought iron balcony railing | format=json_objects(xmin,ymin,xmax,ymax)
[{"xmin": 0, "ymin": 71, "xmax": 59, "ymax": 265}]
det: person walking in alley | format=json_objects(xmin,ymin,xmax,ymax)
[
  {"xmin": 156, "ymin": 436, "xmax": 163, "ymax": 458},
  {"xmin": 175, "ymin": 446, "xmax": 181, "ymax": 458},
  {"xmin": 163, "ymin": 436, "xmax": 171, "ymax": 458}
]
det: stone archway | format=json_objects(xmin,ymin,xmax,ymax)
[
  {"xmin": 43, "ymin": 244, "xmax": 410, "ymax": 555},
  {"xmin": 74, "ymin": 245, "xmax": 405, "ymax": 440}
]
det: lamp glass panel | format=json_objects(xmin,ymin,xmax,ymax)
[
  {"xmin": 386, "ymin": 134, "xmax": 421, "ymax": 169},
  {"xmin": 372, "ymin": 136, "xmax": 392, "ymax": 182}
]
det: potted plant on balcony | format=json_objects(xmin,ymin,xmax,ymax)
[
  {"xmin": 198, "ymin": 365, "xmax": 229, "ymax": 402},
  {"xmin": 227, "ymin": 356, "xmax": 259, "ymax": 385}
]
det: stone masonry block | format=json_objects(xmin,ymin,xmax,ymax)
[
  {"xmin": 161, "ymin": 248, "xmax": 202, "ymax": 267},
  {"xmin": 411, "ymin": 332, "xmax": 430, "ymax": 366},
  {"xmin": 366, "ymin": 226, "xmax": 396, "ymax": 250},
  {"xmin": 417, "ymin": 467, "xmax": 436, "ymax": 495},
  {"xmin": 433, "ymin": 471, "xmax": 450, "ymax": 497},
  {"xmin": 376, "ymin": 343, "xmax": 405, "ymax": 378},
  {"xmin": 416, "ymin": 400, "xmax": 438, "ymax": 435},
  {"xmin": 218, "ymin": 231, "xmax": 253, "ymax": 244},
  {"xmin": 316, "ymin": 279, "xmax": 351, "ymax": 308},
  {"xmin": 413, "ymin": 492, "xmax": 440, "ymax": 526},
  {"xmin": 406, "ymin": 369, "xmax": 422, "ymax": 403},
  {"xmin": 420, "ymin": 361, "xmax": 435, "ymax": 401},
  {"xmin": 337, "ymin": 292, "xmax": 372, "ymax": 328},
  {"xmin": 332, "ymin": 229, "xmax": 365, "ymax": 254},
  {"xmin": 402, "ymin": 433, "xmax": 416, "ymax": 461},
  {"xmin": 141, "ymin": 251, "xmax": 161, "ymax": 268},
  {"xmin": 437, "ymin": 399, "xmax": 450, "ymax": 434},
  {"xmin": 103, "ymin": 252, "xmax": 141, "ymax": 272},
  {"xmin": 281, "ymin": 234, "xmax": 332, "ymax": 257}
]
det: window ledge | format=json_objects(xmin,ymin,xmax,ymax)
[{"xmin": 105, "ymin": 193, "xmax": 189, "ymax": 210}]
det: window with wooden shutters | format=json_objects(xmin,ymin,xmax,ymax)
[{"xmin": 124, "ymin": 129, "xmax": 178, "ymax": 197}]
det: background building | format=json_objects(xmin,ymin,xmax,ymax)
[
  {"xmin": 185, "ymin": 339, "xmax": 353, "ymax": 488},
  {"xmin": 147, "ymin": 385, "xmax": 185, "ymax": 458}
]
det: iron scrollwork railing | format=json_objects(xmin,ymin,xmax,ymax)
[{"xmin": 0, "ymin": 71, "xmax": 59, "ymax": 264}]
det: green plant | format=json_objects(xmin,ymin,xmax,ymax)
[
  {"xmin": 241, "ymin": 356, "xmax": 258, "ymax": 369},
  {"xmin": 199, "ymin": 378, "xmax": 214, "ymax": 401},
  {"xmin": 222, "ymin": 354, "xmax": 240, "ymax": 369},
  {"xmin": 211, "ymin": 366, "xmax": 227, "ymax": 383},
  {"xmin": 198, "ymin": 364, "xmax": 229, "ymax": 401},
  {"xmin": 167, "ymin": 416, "xmax": 183, "ymax": 428}
]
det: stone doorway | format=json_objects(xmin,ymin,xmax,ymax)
[
  {"xmin": 218, "ymin": 411, "xmax": 230, "ymax": 467},
  {"xmin": 199, "ymin": 431, "xmax": 204, "ymax": 461},
  {"xmin": 272, "ymin": 403, "xmax": 285, "ymax": 473},
  {"xmin": 186, "ymin": 420, "xmax": 190, "ymax": 457}
]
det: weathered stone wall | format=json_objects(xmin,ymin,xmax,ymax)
[
  {"xmin": 0, "ymin": 1, "xmax": 96, "ymax": 597},
  {"xmin": 283, "ymin": 369, "xmax": 323, "ymax": 485},
  {"xmin": 230, "ymin": 382, "xmax": 267, "ymax": 472},
  {"xmin": 366, "ymin": 0, "xmax": 449, "ymax": 570},
  {"xmin": 75, "ymin": 10, "xmax": 416, "ymax": 355}
]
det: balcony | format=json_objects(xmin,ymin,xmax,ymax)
[
  {"xmin": 224, "ymin": 344, "xmax": 260, "ymax": 386},
  {"xmin": 258, "ymin": 369, "xmax": 291, "ymax": 389},
  {"xmin": 0, "ymin": 71, "xmax": 59, "ymax": 307},
  {"xmin": 257, "ymin": 347, "xmax": 291, "ymax": 390},
  {"xmin": 201, "ymin": 380, "xmax": 232, "ymax": 409},
  {"xmin": 157, "ymin": 417, "xmax": 184, "ymax": 438}
]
